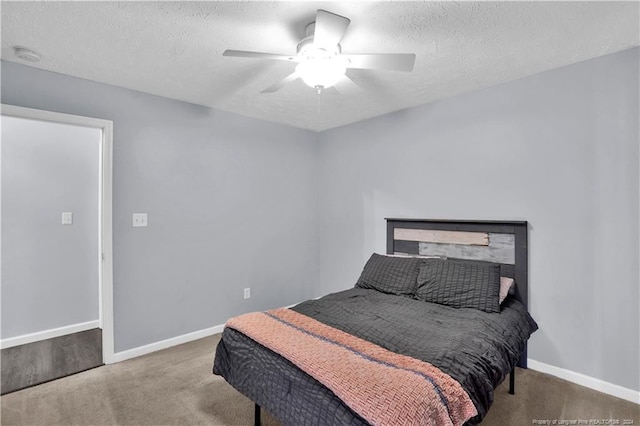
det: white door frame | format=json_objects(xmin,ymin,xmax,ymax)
[{"xmin": 1, "ymin": 104, "xmax": 114, "ymax": 364}]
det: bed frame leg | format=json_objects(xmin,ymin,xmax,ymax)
[
  {"xmin": 509, "ymin": 368, "xmax": 515, "ymax": 395},
  {"xmin": 254, "ymin": 403, "xmax": 261, "ymax": 426}
]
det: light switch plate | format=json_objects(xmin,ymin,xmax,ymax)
[
  {"xmin": 62, "ymin": 212, "xmax": 73, "ymax": 225},
  {"xmin": 132, "ymin": 213, "xmax": 148, "ymax": 227}
]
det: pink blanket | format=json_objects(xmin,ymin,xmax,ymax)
[{"xmin": 226, "ymin": 308, "xmax": 477, "ymax": 426}]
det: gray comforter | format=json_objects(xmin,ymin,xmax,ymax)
[{"xmin": 213, "ymin": 288, "xmax": 538, "ymax": 425}]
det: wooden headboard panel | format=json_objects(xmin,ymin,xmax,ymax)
[{"xmin": 386, "ymin": 218, "xmax": 529, "ymax": 310}]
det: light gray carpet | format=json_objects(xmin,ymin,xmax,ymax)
[{"xmin": 1, "ymin": 334, "xmax": 638, "ymax": 425}]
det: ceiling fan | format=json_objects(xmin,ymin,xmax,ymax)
[{"xmin": 223, "ymin": 9, "xmax": 416, "ymax": 95}]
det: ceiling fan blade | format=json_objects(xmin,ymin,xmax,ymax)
[
  {"xmin": 261, "ymin": 72, "xmax": 300, "ymax": 94},
  {"xmin": 344, "ymin": 53, "xmax": 416, "ymax": 72},
  {"xmin": 223, "ymin": 50, "xmax": 297, "ymax": 62},
  {"xmin": 333, "ymin": 75, "xmax": 361, "ymax": 96},
  {"xmin": 313, "ymin": 10, "xmax": 350, "ymax": 50}
]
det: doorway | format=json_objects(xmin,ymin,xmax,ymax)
[{"xmin": 0, "ymin": 104, "xmax": 113, "ymax": 393}]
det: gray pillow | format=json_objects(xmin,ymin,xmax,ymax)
[
  {"xmin": 355, "ymin": 253, "xmax": 421, "ymax": 296},
  {"xmin": 416, "ymin": 258, "xmax": 501, "ymax": 313}
]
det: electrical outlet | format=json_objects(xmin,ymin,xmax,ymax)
[
  {"xmin": 132, "ymin": 213, "xmax": 148, "ymax": 227},
  {"xmin": 243, "ymin": 288, "xmax": 251, "ymax": 299},
  {"xmin": 61, "ymin": 212, "xmax": 73, "ymax": 225}
]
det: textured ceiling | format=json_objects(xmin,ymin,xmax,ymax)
[{"xmin": 1, "ymin": 1, "xmax": 638, "ymax": 131}]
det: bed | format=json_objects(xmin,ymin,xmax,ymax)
[{"xmin": 213, "ymin": 219, "xmax": 538, "ymax": 425}]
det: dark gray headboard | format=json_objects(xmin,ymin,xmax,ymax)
[
  {"xmin": 386, "ymin": 218, "xmax": 529, "ymax": 367},
  {"xmin": 385, "ymin": 218, "xmax": 528, "ymax": 308}
]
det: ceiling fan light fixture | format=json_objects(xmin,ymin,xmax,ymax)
[
  {"xmin": 295, "ymin": 48, "xmax": 347, "ymax": 94},
  {"xmin": 222, "ymin": 9, "xmax": 416, "ymax": 95}
]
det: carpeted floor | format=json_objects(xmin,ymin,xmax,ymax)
[{"xmin": 1, "ymin": 334, "xmax": 638, "ymax": 425}]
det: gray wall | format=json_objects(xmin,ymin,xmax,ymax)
[
  {"xmin": 317, "ymin": 47, "xmax": 639, "ymax": 392},
  {"xmin": 2, "ymin": 116, "xmax": 100, "ymax": 338},
  {"xmin": 1, "ymin": 61, "xmax": 319, "ymax": 352},
  {"xmin": 2, "ymin": 47, "xmax": 638, "ymax": 393}
]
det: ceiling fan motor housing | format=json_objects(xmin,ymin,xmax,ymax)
[{"xmin": 296, "ymin": 35, "xmax": 341, "ymax": 58}]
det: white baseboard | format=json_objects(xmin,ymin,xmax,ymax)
[
  {"xmin": 109, "ymin": 301, "xmax": 306, "ymax": 364},
  {"xmin": 110, "ymin": 323, "xmax": 225, "ymax": 364},
  {"xmin": 528, "ymin": 358, "xmax": 640, "ymax": 405},
  {"xmin": 0, "ymin": 320, "xmax": 100, "ymax": 349}
]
